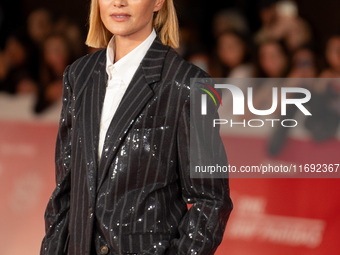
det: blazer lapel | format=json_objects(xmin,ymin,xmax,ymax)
[
  {"xmin": 97, "ymin": 38, "xmax": 169, "ymax": 190},
  {"xmin": 80, "ymin": 50, "xmax": 107, "ymax": 196}
]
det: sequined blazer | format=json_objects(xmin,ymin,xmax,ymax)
[{"xmin": 41, "ymin": 37, "xmax": 232, "ymax": 255}]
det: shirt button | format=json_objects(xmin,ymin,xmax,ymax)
[{"xmin": 100, "ymin": 245, "xmax": 109, "ymax": 255}]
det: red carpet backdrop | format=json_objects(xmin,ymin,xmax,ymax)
[
  {"xmin": 0, "ymin": 94, "xmax": 339, "ymax": 254},
  {"xmin": 0, "ymin": 121, "xmax": 57, "ymax": 254},
  {"xmin": 217, "ymin": 135, "xmax": 340, "ymax": 255}
]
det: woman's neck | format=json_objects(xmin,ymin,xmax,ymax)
[{"xmin": 114, "ymin": 29, "xmax": 153, "ymax": 63}]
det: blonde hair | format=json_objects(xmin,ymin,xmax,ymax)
[{"xmin": 85, "ymin": 0, "xmax": 179, "ymax": 48}]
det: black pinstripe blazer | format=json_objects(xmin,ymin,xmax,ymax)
[{"xmin": 41, "ymin": 37, "xmax": 232, "ymax": 255}]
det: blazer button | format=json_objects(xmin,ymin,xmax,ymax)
[{"xmin": 100, "ymin": 245, "xmax": 109, "ymax": 255}]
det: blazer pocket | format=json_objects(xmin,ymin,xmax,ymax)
[{"xmin": 133, "ymin": 115, "xmax": 167, "ymax": 129}]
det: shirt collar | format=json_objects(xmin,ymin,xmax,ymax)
[{"xmin": 106, "ymin": 29, "xmax": 157, "ymax": 86}]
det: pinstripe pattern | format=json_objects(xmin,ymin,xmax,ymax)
[{"xmin": 41, "ymin": 38, "xmax": 232, "ymax": 255}]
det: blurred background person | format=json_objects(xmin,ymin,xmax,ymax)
[
  {"xmin": 212, "ymin": 9, "xmax": 249, "ymax": 39},
  {"xmin": 34, "ymin": 33, "xmax": 72, "ymax": 113},
  {"xmin": 288, "ymin": 44, "xmax": 319, "ymax": 78},
  {"xmin": 27, "ymin": 9, "xmax": 53, "ymax": 48},
  {"xmin": 255, "ymin": 0, "xmax": 312, "ymax": 52},
  {"xmin": 304, "ymin": 33, "xmax": 340, "ymax": 143},
  {"xmin": 243, "ymin": 39, "xmax": 290, "ymax": 122},
  {"xmin": 320, "ymin": 33, "xmax": 340, "ymax": 78},
  {"xmin": 268, "ymin": 44, "xmax": 319, "ymax": 155},
  {"xmin": 213, "ymin": 30, "xmax": 254, "ymax": 78},
  {"xmin": 54, "ymin": 16, "xmax": 85, "ymax": 59},
  {"xmin": 256, "ymin": 39, "xmax": 290, "ymax": 78},
  {"xmin": 0, "ymin": 31, "xmax": 38, "ymax": 95},
  {"xmin": 178, "ymin": 22, "xmax": 212, "ymax": 74},
  {"xmin": 255, "ymin": 0, "xmax": 278, "ymax": 44}
]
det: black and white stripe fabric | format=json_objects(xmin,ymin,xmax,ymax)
[{"xmin": 41, "ymin": 38, "xmax": 232, "ymax": 255}]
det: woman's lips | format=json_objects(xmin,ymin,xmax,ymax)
[{"xmin": 110, "ymin": 13, "xmax": 131, "ymax": 22}]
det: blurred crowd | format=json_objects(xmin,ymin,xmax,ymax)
[
  {"xmin": 0, "ymin": 8, "xmax": 87, "ymax": 113},
  {"xmin": 182, "ymin": 1, "xmax": 340, "ymax": 79},
  {"xmin": 179, "ymin": 0, "xmax": 340, "ymax": 153},
  {"xmin": 0, "ymin": 0, "xmax": 339, "ymax": 148}
]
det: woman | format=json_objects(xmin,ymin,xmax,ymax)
[
  {"xmin": 320, "ymin": 33, "xmax": 340, "ymax": 78},
  {"xmin": 256, "ymin": 39, "xmax": 290, "ymax": 78},
  {"xmin": 304, "ymin": 34, "xmax": 340, "ymax": 142},
  {"xmin": 215, "ymin": 30, "xmax": 254, "ymax": 78},
  {"xmin": 40, "ymin": 0, "xmax": 232, "ymax": 255},
  {"xmin": 246, "ymin": 39, "xmax": 290, "ymax": 119}
]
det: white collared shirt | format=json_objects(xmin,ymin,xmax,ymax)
[{"xmin": 98, "ymin": 29, "xmax": 157, "ymax": 160}]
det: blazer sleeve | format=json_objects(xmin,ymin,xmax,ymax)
[
  {"xmin": 166, "ymin": 95, "xmax": 233, "ymax": 255},
  {"xmin": 41, "ymin": 65, "xmax": 72, "ymax": 255}
]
